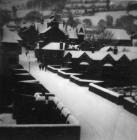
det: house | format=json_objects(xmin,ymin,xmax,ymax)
[
  {"xmin": 35, "ymin": 17, "xmax": 67, "ymax": 65},
  {"xmin": 40, "ymin": 26, "xmax": 66, "ymax": 47},
  {"xmin": 116, "ymin": 54, "xmax": 130, "ymax": 67},
  {"xmin": 65, "ymin": 24, "xmax": 86, "ymax": 45},
  {"xmin": 63, "ymin": 52, "xmax": 72, "ymax": 66},
  {"xmin": 104, "ymin": 28, "xmax": 132, "ymax": 46},
  {"xmin": 39, "ymin": 42, "xmax": 65, "ymax": 65},
  {"xmin": 0, "ymin": 21, "xmax": 21, "ymax": 106},
  {"xmin": 39, "ymin": 19, "xmax": 67, "ymax": 47},
  {"xmin": 1, "ymin": 22, "xmax": 22, "ymax": 68}
]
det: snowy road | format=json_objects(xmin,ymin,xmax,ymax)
[{"xmin": 19, "ymin": 51, "xmax": 137, "ymax": 140}]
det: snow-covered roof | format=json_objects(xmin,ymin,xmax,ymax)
[
  {"xmin": 35, "ymin": 22, "xmax": 50, "ymax": 34},
  {"xmin": 108, "ymin": 52, "xmax": 124, "ymax": 61},
  {"xmin": 85, "ymin": 51, "xmax": 93, "ymax": 58},
  {"xmin": 100, "ymin": 46, "xmax": 112, "ymax": 52},
  {"xmin": 100, "ymin": 46, "xmax": 137, "ymax": 61},
  {"xmin": 1, "ymin": 25, "xmax": 22, "ymax": 43},
  {"xmin": 102, "ymin": 46, "xmax": 137, "ymax": 53},
  {"xmin": 66, "ymin": 26, "xmax": 78, "ymax": 39},
  {"xmin": 65, "ymin": 46, "xmax": 137, "ymax": 61},
  {"xmin": 90, "ymin": 52, "xmax": 108, "ymax": 60},
  {"xmin": 64, "ymin": 51, "xmax": 71, "ymax": 57},
  {"xmin": 105, "ymin": 28, "xmax": 130, "ymax": 40},
  {"xmin": 68, "ymin": 51, "xmax": 84, "ymax": 58},
  {"xmin": 117, "ymin": 46, "xmax": 137, "ymax": 53},
  {"xmin": 124, "ymin": 52, "xmax": 137, "ymax": 60},
  {"xmin": 65, "ymin": 51, "xmax": 108, "ymax": 60},
  {"xmin": 17, "ymin": 9, "xmax": 32, "ymax": 18},
  {"xmin": 42, "ymin": 42, "xmax": 65, "ymax": 50}
]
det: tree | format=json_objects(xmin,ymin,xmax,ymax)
[
  {"xmin": 0, "ymin": 9, "xmax": 11, "ymax": 27},
  {"xmin": 66, "ymin": 11, "xmax": 78, "ymax": 28},
  {"xmin": 0, "ymin": 9, "xmax": 11, "ymax": 40},
  {"xmin": 12, "ymin": 6, "xmax": 17, "ymax": 19},
  {"xmin": 106, "ymin": 0, "xmax": 110, "ymax": 10},
  {"xmin": 83, "ymin": 18, "xmax": 92, "ymax": 27},
  {"xmin": 106, "ymin": 15, "xmax": 113, "ymax": 27},
  {"xmin": 115, "ymin": 15, "xmax": 137, "ymax": 34},
  {"xmin": 25, "ymin": 10, "xmax": 43, "ymax": 23},
  {"xmin": 97, "ymin": 19, "xmax": 107, "ymax": 32},
  {"xmin": 75, "ymin": 18, "xmax": 81, "ymax": 25}
]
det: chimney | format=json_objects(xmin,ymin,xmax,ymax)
[{"xmin": 60, "ymin": 42, "xmax": 63, "ymax": 49}]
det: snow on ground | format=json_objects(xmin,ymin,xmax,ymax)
[{"xmin": 19, "ymin": 50, "xmax": 137, "ymax": 140}]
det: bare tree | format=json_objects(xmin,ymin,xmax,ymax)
[
  {"xmin": 96, "ymin": 30, "xmax": 114, "ymax": 40},
  {"xmin": 66, "ymin": 11, "xmax": 78, "ymax": 28}
]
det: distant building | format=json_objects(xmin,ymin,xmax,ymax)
[
  {"xmin": 103, "ymin": 28, "xmax": 132, "ymax": 46},
  {"xmin": 64, "ymin": 0, "xmax": 108, "ymax": 15}
]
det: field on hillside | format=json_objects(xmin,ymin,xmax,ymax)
[
  {"xmin": 76, "ymin": 11, "xmax": 127, "ymax": 25},
  {"xmin": 76, "ymin": 11, "xmax": 137, "ymax": 25}
]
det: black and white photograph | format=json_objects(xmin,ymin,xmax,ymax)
[{"xmin": 0, "ymin": 0, "xmax": 137, "ymax": 140}]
